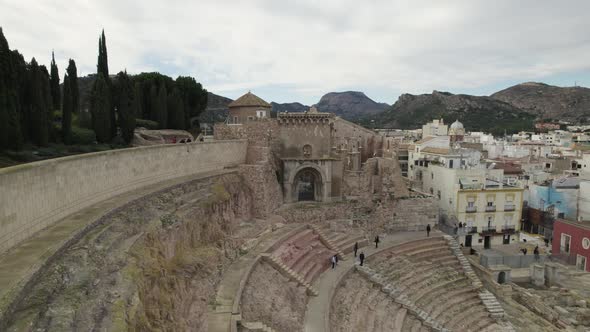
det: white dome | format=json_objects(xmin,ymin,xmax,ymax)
[{"xmin": 450, "ymin": 120, "xmax": 464, "ymax": 129}]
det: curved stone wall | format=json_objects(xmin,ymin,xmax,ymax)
[{"xmin": 0, "ymin": 140, "xmax": 247, "ymax": 255}]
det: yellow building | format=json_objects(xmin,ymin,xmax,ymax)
[{"xmin": 455, "ymin": 178, "xmax": 523, "ymax": 248}]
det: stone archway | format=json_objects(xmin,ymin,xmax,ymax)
[
  {"xmin": 498, "ymin": 271, "xmax": 506, "ymax": 284},
  {"xmin": 293, "ymin": 167, "xmax": 323, "ymax": 202}
]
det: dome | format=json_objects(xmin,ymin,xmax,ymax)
[{"xmin": 450, "ymin": 120, "xmax": 464, "ymax": 129}]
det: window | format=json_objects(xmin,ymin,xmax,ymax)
[
  {"xmin": 431, "ymin": 173, "xmax": 434, "ymax": 179},
  {"xmin": 302, "ymin": 144, "xmax": 312, "ymax": 158},
  {"xmin": 233, "ymin": 116, "xmax": 238, "ymax": 124},
  {"xmin": 437, "ymin": 190, "xmax": 441, "ymax": 199},
  {"xmin": 583, "ymin": 238, "xmax": 590, "ymax": 250},
  {"xmin": 487, "ymin": 202, "xmax": 494, "ymax": 207},
  {"xmin": 449, "ymin": 160, "xmax": 454, "ymax": 168},
  {"xmin": 467, "ymin": 202, "xmax": 475, "ymax": 208},
  {"xmin": 576, "ymin": 255, "xmax": 587, "ymax": 271},
  {"xmin": 256, "ymin": 110, "xmax": 266, "ymax": 118},
  {"xmin": 561, "ymin": 234, "xmax": 571, "ymax": 254}
]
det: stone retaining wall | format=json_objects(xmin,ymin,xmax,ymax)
[{"xmin": 0, "ymin": 140, "xmax": 248, "ymax": 255}]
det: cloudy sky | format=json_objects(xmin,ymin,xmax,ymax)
[{"xmin": 1, "ymin": 0, "xmax": 589, "ymax": 105}]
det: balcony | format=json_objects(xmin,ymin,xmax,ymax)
[
  {"xmin": 485, "ymin": 205, "xmax": 496, "ymax": 212},
  {"xmin": 481, "ymin": 226, "xmax": 497, "ymax": 234},
  {"xmin": 502, "ymin": 225, "xmax": 516, "ymax": 234},
  {"xmin": 466, "ymin": 206, "xmax": 477, "ymax": 213},
  {"xmin": 467, "ymin": 226, "xmax": 478, "ymax": 234},
  {"xmin": 504, "ymin": 204, "xmax": 516, "ymax": 212}
]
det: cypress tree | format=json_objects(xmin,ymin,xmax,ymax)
[
  {"xmin": 49, "ymin": 51, "xmax": 60, "ymax": 110},
  {"xmin": 115, "ymin": 71, "xmax": 136, "ymax": 144},
  {"xmin": 91, "ymin": 30, "xmax": 115, "ymax": 141},
  {"xmin": 0, "ymin": 28, "xmax": 23, "ymax": 150},
  {"xmin": 91, "ymin": 73, "xmax": 111, "ymax": 143},
  {"xmin": 97, "ymin": 30, "xmax": 109, "ymax": 79},
  {"xmin": 156, "ymin": 84, "xmax": 168, "ymax": 129},
  {"xmin": 28, "ymin": 58, "xmax": 49, "ymax": 146},
  {"xmin": 66, "ymin": 59, "xmax": 79, "ymax": 113},
  {"xmin": 167, "ymin": 88, "xmax": 185, "ymax": 129},
  {"xmin": 132, "ymin": 82, "xmax": 143, "ymax": 118},
  {"xmin": 62, "ymin": 73, "xmax": 72, "ymax": 143},
  {"xmin": 149, "ymin": 84, "xmax": 158, "ymax": 123}
]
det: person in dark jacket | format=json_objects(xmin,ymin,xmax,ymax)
[
  {"xmin": 331, "ymin": 255, "xmax": 337, "ymax": 269},
  {"xmin": 374, "ymin": 235, "xmax": 380, "ymax": 248},
  {"xmin": 359, "ymin": 252, "xmax": 365, "ymax": 266},
  {"xmin": 353, "ymin": 242, "xmax": 359, "ymax": 257},
  {"xmin": 426, "ymin": 224, "xmax": 431, "ymax": 237}
]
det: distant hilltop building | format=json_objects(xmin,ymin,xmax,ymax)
[{"xmin": 228, "ymin": 91, "xmax": 271, "ymax": 124}]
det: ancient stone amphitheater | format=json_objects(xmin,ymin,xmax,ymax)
[{"xmin": 226, "ymin": 223, "xmax": 514, "ymax": 332}]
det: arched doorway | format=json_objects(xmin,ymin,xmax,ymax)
[
  {"xmin": 498, "ymin": 271, "xmax": 506, "ymax": 284},
  {"xmin": 293, "ymin": 168, "xmax": 322, "ymax": 202}
]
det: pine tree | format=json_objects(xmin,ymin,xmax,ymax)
[
  {"xmin": 114, "ymin": 71, "xmax": 136, "ymax": 144},
  {"xmin": 91, "ymin": 73, "xmax": 111, "ymax": 143},
  {"xmin": 66, "ymin": 59, "xmax": 79, "ymax": 113},
  {"xmin": 49, "ymin": 51, "xmax": 60, "ymax": 110},
  {"xmin": 62, "ymin": 73, "xmax": 72, "ymax": 143},
  {"xmin": 156, "ymin": 84, "xmax": 168, "ymax": 129},
  {"xmin": 167, "ymin": 88, "xmax": 185, "ymax": 129}
]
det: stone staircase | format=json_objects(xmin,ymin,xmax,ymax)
[
  {"xmin": 313, "ymin": 223, "xmax": 369, "ymax": 255},
  {"xmin": 260, "ymin": 254, "xmax": 318, "ymax": 296},
  {"xmin": 365, "ymin": 237, "xmax": 503, "ymax": 331},
  {"xmin": 443, "ymin": 235, "xmax": 509, "ymax": 321}
]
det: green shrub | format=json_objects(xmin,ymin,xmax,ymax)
[
  {"xmin": 70, "ymin": 126, "xmax": 97, "ymax": 145},
  {"xmin": 135, "ymin": 118, "xmax": 159, "ymax": 130}
]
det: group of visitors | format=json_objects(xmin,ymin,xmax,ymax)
[{"xmin": 332, "ymin": 224, "xmax": 433, "ymax": 269}]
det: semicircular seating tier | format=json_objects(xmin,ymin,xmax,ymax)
[{"xmin": 360, "ymin": 237, "xmax": 502, "ymax": 331}]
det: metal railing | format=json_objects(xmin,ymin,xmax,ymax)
[
  {"xmin": 504, "ymin": 204, "xmax": 515, "ymax": 211},
  {"xmin": 481, "ymin": 226, "xmax": 497, "ymax": 233},
  {"xmin": 502, "ymin": 225, "xmax": 516, "ymax": 232},
  {"xmin": 485, "ymin": 205, "xmax": 496, "ymax": 212},
  {"xmin": 466, "ymin": 206, "xmax": 477, "ymax": 213}
]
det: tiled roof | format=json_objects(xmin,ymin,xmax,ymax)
[
  {"xmin": 415, "ymin": 136, "xmax": 436, "ymax": 144},
  {"xmin": 421, "ymin": 147, "xmax": 450, "ymax": 155},
  {"xmin": 228, "ymin": 91, "xmax": 271, "ymax": 108}
]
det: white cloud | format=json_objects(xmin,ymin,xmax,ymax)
[{"xmin": 1, "ymin": 0, "xmax": 589, "ymax": 104}]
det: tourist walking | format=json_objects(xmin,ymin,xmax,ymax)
[
  {"xmin": 331, "ymin": 255, "xmax": 337, "ymax": 269},
  {"xmin": 426, "ymin": 224, "xmax": 431, "ymax": 237},
  {"xmin": 359, "ymin": 252, "xmax": 365, "ymax": 266},
  {"xmin": 374, "ymin": 235, "xmax": 380, "ymax": 248},
  {"xmin": 534, "ymin": 245, "xmax": 540, "ymax": 261},
  {"xmin": 353, "ymin": 242, "xmax": 358, "ymax": 257}
]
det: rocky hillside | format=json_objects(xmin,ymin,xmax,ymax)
[
  {"xmin": 315, "ymin": 91, "xmax": 389, "ymax": 120},
  {"xmin": 375, "ymin": 90, "xmax": 534, "ymax": 135},
  {"xmin": 270, "ymin": 102, "xmax": 308, "ymax": 113},
  {"xmin": 200, "ymin": 91, "xmax": 388, "ymax": 122},
  {"xmin": 199, "ymin": 92, "xmax": 232, "ymax": 123},
  {"xmin": 491, "ymin": 82, "xmax": 590, "ymax": 123}
]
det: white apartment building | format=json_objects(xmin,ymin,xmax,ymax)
[{"xmin": 422, "ymin": 119, "xmax": 448, "ymax": 137}]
